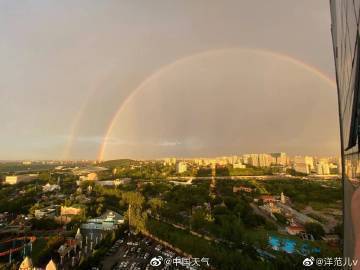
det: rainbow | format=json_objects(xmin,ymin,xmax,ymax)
[
  {"xmin": 65, "ymin": 48, "xmax": 337, "ymax": 161},
  {"xmin": 61, "ymin": 72, "xmax": 121, "ymax": 160}
]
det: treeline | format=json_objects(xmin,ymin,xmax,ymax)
[{"xmin": 147, "ymin": 219, "xmax": 302, "ymax": 270}]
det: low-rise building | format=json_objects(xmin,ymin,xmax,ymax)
[
  {"xmin": 79, "ymin": 172, "xmax": 99, "ymax": 181},
  {"xmin": 233, "ymin": 185, "xmax": 253, "ymax": 193},
  {"xmin": 286, "ymin": 225, "xmax": 305, "ymax": 235},
  {"xmin": 42, "ymin": 183, "xmax": 61, "ymax": 192},
  {"xmin": 259, "ymin": 195, "xmax": 276, "ymax": 203},
  {"xmin": 34, "ymin": 206, "xmax": 58, "ymax": 219},
  {"xmin": 61, "ymin": 206, "xmax": 83, "ymax": 216},
  {"xmin": 5, "ymin": 174, "xmax": 38, "ymax": 185},
  {"xmin": 81, "ymin": 210, "xmax": 124, "ymax": 231}
]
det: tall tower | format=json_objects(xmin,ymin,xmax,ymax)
[{"xmin": 280, "ymin": 192, "xmax": 286, "ymax": 204}]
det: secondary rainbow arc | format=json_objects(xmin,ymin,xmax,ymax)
[{"xmin": 63, "ymin": 48, "xmax": 336, "ymax": 161}]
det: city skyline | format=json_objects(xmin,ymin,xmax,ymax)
[
  {"xmin": 1, "ymin": 152, "xmax": 340, "ymax": 163},
  {"xmin": 0, "ymin": 2, "xmax": 348, "ymax": 269}
]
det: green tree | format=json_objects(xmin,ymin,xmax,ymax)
[
  {"xmin": 191, "ymin": 208, "xmax": 207, "ymax": 231},
  {"xmin": 122, "ymin": 192, "xmax": 147, "ymax": 233},
  {"xmin": 305, "ymin": 222, "xmax": 325, "ymax": 240},
  {"xmin": 148, "ymin": 197, "xmax": 164, "ymax": 216}
]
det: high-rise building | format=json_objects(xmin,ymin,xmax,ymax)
[
  {"xmin": 330, "ymin": 0, "xmax": 360, "ymax": 259},
  {"xmin": 246, "ymin": 153, "xmax": 272, "ymax": 167},
  {"xmin": 293, "ymin": 156, "xmax": 314, "ymax": 174},
  {"xmin": 176, "ymin": 161, "xmax": 187, "ymax": 173},
  {"xmin": 164, "ymin": 157, "xmax": 177, "ymax": 166},
  {"xmin": 271, "ymin": 152, "xmax": 288, "ymax": 166},
  {"xmin": 316, "ymin": 159, "xmax": 331, "ymax": 175},
  {"xmin": 294, "ymin": 163, "xmax": 310, "ymax": 175},
  {"xmin": 242, "ymin": 154, "xmax": 251, "ymax": 165}
]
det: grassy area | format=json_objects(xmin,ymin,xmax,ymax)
[{"xmin": 229, "ymin": 167, "xmax": 272, "ymax": 176}]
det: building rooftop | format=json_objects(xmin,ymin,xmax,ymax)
[
  {"xmin": 19, "ymin": 256, "xmax": 33, "ymax": 270},
  {"xmin": 45, "ymin": 259, "xmax": 57, "ymax": 270}
]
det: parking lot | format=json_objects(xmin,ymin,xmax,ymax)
[{"xmin": 101, "ymin": 232, "xmax": 198, "ymax": 270}]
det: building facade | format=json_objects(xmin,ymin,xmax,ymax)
[
  {"xmin": 293, "ymin": 156, "xmax": 314, "ymax": 174},
  {"xmin": 316, "ymin": 159, "xmax": 331, "ymax": 175},
  {"xmin": 176, "ymin": 161, "xmax": 187, "ymax": 173},
  {"xmin": 330, "ymin": 0, "xmax": 360, "ymax": 259},
  {"xmin": 270, "ymin": 152, "xmax": 288, "ymax": 166},
  {"xmin": 5, "ymin": 174, "xmax": 38, "ymax": 185}
]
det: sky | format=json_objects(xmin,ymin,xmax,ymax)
[{"xmin": 0, "ymin": 0, "xmax": 340, "ymax": 160}]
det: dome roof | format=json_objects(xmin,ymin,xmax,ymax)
[
  {"xmin": 45, "ymin": 259, "xmax": 57, "ymax": 270},
  {"xmin": 19, "ymin": 256, "xmax": 33, "ymax": 270}
]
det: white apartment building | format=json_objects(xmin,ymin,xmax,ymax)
[
  {"xmin": 316, "ymin": 159, "xmax": 331, "ymax": 175},
  {"xmin": 293, "ymin": 156, "xmax": 314, "ymax": 174},
  {"xmin": 270, "ymin": 152, "xmax": 288, "ymax": 166}
]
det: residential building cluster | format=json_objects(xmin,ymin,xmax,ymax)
[{"xmin": 162, "ymin": 152, "xmax": 341, "ymax": 176}]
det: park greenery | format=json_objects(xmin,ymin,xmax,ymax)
[
  {"xmin": 32, "ymin": 236, "xmax": 63, "ymax": 266},
  {"xmin": 304, "ymin": 222, "xmax": 326, "ymax": 240},
  {"xmin": 0, "ymin": 160, "xmax": 343, "ymax": 269},
  {"xmin": 99, "ymin": 159, "xmax": 299, "ymax": 179}
]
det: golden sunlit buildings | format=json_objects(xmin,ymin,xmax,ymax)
[
  {"xmin": 176, "ymin": 161, "xmax": 188, "ymax": 173},
  {"xmin": 19, "ymin": 257, "xmax": 33, "ymax": 270},
  {"xmin": 316, "ymin": 158, "xmax": 331, "ymax": 175},
  {"xmin": 18, "ymin": 257, "xmax": 58, "ymax": 270},
  {"xmin": 270, "ymin": 152, "xmax": 288, "ymax": 166},
  {"xmin": 293, "ymin": 156, "xmax": 314, "ymax": 174},
  {"xmin": 164, "ymin": 157, "xmax": 177, "ymax": 166},
  {"xmin": 79, "ymin": 172, "xmax": 99, "ymax": 181},
  {"xmin": 60, "ymin": 206, "xmax": 83, "ymax": 216},
  {"xmin": 233, "ymin": 162, "xmax": 246, "ymax": 169},
  {"xmin": 330, "ymin": 0, "xmax": 360, "ymax": 259},
  {"xmin": 247, "ymin": 153, "xmax": 273, "ymax": 167},
  {"xmin": 5, "ymin": 174, "xmax": 38, "ymax": 185}
]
